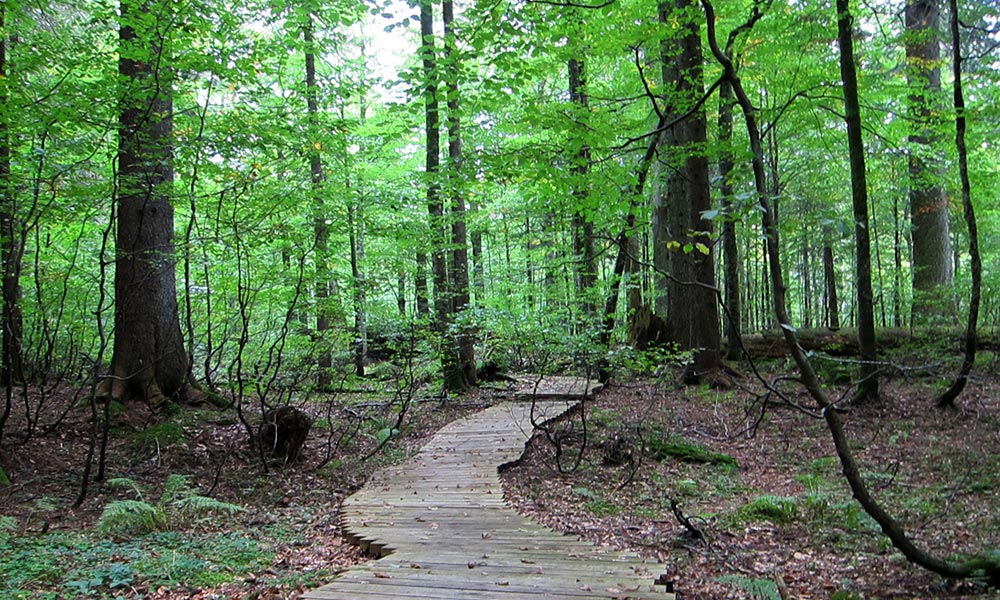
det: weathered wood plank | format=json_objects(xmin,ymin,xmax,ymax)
[{"xmin": 302, "ymin": 384, "xmax": 673, "ymax": 600}]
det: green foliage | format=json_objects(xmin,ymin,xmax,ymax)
[
  {"xmin": 715, "ymin": 575, "xmax": 783, "ymax": 600},
  {"xmin": 729, "ymin": 495, "xmax": 799, "ymax": 525},
  {"xmin": 572, "ymin": 487, "xmax": 621, "ymax": 517},
  {"xmin": 646, "ymin": 431, "xmax": 738, "ymax": 469},
  {"xmin": 0, "ymin": 528, "xmax": 274, "ymax": 598},
  {"xmin": 97, "ymin": 499, "xmax": 167, "ymax": 535},
  {"xmin": 0, "ymin": 516, "xmax": 17, "ymax": 543},
  {"xmin": 129, "ymin": 420, "xmax": 187, "ymax": 450},
  {"xmin": 605, "ymin": 344, "xmax": 691, "ymax": 379},
  {"xmin": 97, "ymin": 475, "xmax": 244, "ymax": 536}
]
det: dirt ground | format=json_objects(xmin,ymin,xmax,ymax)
[{"xmin": 1, "ymin": 362, "xmax": 998, "ymax": 599}]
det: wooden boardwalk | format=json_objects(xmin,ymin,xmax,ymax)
[{"xmin": 303, "ymin": 398, "xmax": 673, "ymax": 600}]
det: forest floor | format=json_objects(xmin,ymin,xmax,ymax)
[{"xmin": 1, "ymin": 355, "xmax": 999, "ymax": 599}]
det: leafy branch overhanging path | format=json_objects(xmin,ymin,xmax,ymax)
[{"xmin": 303, "ymin": 384, "xmax": 674, "ymax": 600}]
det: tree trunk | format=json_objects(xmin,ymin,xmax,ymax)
[
  {"xmin": 303, "ymin": 13, "xmax": 333, "ymax": 389},
  {"xmin": 0, "ymin": 4, "xmax": 22, "ymax": 387},
  {"xmin": 906, "ymin": 0, "xmax": 954, "ymax": 324},
  {"xmin": 658, "ymin": 0, "xmax": 720, "ymax": 376},
  {"xmin": 822, "ymin": 224, "xmax": 840, "ymax": 329},
  {"xmin": 420, "ymin": 0, "xmax": 459, "ymax": 390},
  {"xmin": 836, "ymin": 0, "xmax": 879, "ymax": 402},
  {"xmin": 109, "ymin": 0, "xmax": 189, "ymax": 404},
  {"xmin": 349, "ymin": 202, "xmax": 367, "ymax": 378},
  {"xmin": 414, "ymin": 252, "xmax": 429, "ymax": 317},
  {"xmin": 443, "ymin": 0, "xmax": 475, "ymax": 388},
  {"xmin": 568, "ymin": 56, "xmax": 596, "ymax": 320},
  {"xmin": 718, "ymin": 79, "xmax": 742, "ymax": 360},
  {"xmin": 936, "ymin": 0, "xmax": 980, "ymax": 408}
]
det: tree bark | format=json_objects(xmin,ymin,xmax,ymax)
[
  {"xmin": 443, "ymin": 0, "xmax": 475, "ymax": 388},
  {"xmin": 657, "ymin": 0, "xmax": 720, "ymax": 376},
  {"xmin": 906, "ymin": 0, "xmax": 954, "ymax": 324},
  {"xmin": 936, "ymin": 0, "xmax": 980, "ymax": 408},
  {"xmin": 568, "ymin": 56, "xmax": 596, "ymax": 319},
  {"xmin": 420, "ymin": 0, "xmax": 459, "ymax": 390},
  {"xmin": 836, "ymin": 0, "xmax": 879, "ymax": 402},
  {"xmin": 303, "ymin": 13, "xmax": 333, "ymax": 389},
  {"xmin": 822, "ymin": 224, "xmax": 840, "ymax": 329},
  {"xmin": 0, "ymin": 3, "xmax": 22, "ymax": 388},
  {"xmin": 109, "ymin": 0, "xmax": 189, "ymax": 404}
]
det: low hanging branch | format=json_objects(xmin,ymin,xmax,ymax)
[{"xmin": 701, "ymin": 0, "xmax": 997, "ymax": 587}]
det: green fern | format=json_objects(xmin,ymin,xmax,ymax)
[
  {"xmin": 0, "ymin": 515, "xmax": 17, "ymax": 543},
  {"xmin": 172, "ymin": 495, "xmax": 246, "ymax": 519},
  {"xmin": 107, "ymin": 477, "xmax": 145, "ymax": 500},
  {"xmin": 716, "ymin": 575, "xmax": 782, "ymax": 600},
  {"xmin": 97, "ymin": 500, "xmax": 167, "ymax": 535},
  {"xmin": 158, "ymin": 474, "xmax": 196, "ymax": 506},
  {"xmin": 97, "ymin": 474, "xmax": 244, "ymax": 536}
]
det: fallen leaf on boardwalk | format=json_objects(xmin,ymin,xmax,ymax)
[
  {"xmin": 373, "ymin": 572, "xmax": 392, "ymax": 579},
  {"xmin": 495, "ymin": 580, "xmax": 510, "ymax": 586},
  {"xmin": 520, "ymin": 559, "xmax": 535, "ymax": 564}
]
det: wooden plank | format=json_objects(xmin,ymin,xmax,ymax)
[{"xmin": 302, "ymin": 386, "xmax": 673, "ymax": 600}]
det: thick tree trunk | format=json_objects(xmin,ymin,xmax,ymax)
[
  {"xmin": 110, "ymin": 0, "xmax": 189, "ymax": 403},
  {"xmin": 836, "ymin": 0, "xmax": 879, "ymax": 402},
  {"xmin": 906, "ymin": 0, "xmax": 954, "ymax": 324},
  {"xmin": 658, "ymin": 0, "xmax": 720, "ymax": 376}
]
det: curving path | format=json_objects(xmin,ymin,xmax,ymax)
[{"xmin": 303, "ymin": 397, "xmax": 674, "ymax": 600}]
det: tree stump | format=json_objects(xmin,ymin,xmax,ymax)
[{"xmin": 259, "ymin": 406, "xmax": 312, "ymax": 464}]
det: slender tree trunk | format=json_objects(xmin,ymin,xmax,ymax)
[
  {"xmin": 303, "ymin": 14, "xmax": 333, "ymax": 389},
  {"xmin": 822, "ymin": 224, "xmax": 840, "ymax": 329},
  {"xmin": 469, "ymin": 198, "xmax": 484, "ymax": 305},
  {"xmin": 349, "ymin": 202, "xmax": 367, "ymax": 377},
  {"xmin": 397, "ymin": 272, "xmax": 406, "ymax": 316},
  {"xmin": 414, "ymin": 252, "xmax": 429, "ymax": 317},
  {"xmin": 568, "ymin": 56, "xmax": 596, "ymax": 317},
  {"xmin": 443, "ymin": 0, "xmax": 474, "ymax": 388},
  {"xmin": 937, "ymin": 0, "xmax": 980, "ymax": 408},
  {"xmin": 836, "ymin": 0, "xmax": 879, "ymax": 402},
  {"xmin": 420, "ymin": 0, "xmax": 457, "ymax": 390},
  {"xmin": 0, "ymin": 4, "xmax": 22, "ymax": 388},
  {"xmin": 906, "ymin": 0, "xmax": 954, "ymax": 324},
  {"xmin": 108, "ymin": 0, "xmax": 190, "ymax": 404},
  {"xmin": 718, "ymin": 79, "xmax": 742, "ymax": 360}
]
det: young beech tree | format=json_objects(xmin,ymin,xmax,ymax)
[{"xmin": 105, "ymin": 0, "xmax": 190, "ymax": 404}]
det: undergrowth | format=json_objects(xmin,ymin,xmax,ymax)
[{"xmin": 97, "ymin": 474, "xmax": 245, "ymax": 535}]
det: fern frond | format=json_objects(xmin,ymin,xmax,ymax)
[
  {"xmin": 106, "ymin": 477, "xmax": 143, "ymax": 500},
  {"xmin": 0, "ymin": 515, "xmax": 17, "ymax": 543},
  {"xmin": 97, "ymin": 500, "xmax": 166, "ymax": 535},
  {"xmin": 172, "ymin": 495, "xmax": 246, "ymax": 519},
  {"xmin": 159, "ymin": 473, "xmax": 195, "ymax": 505}
]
